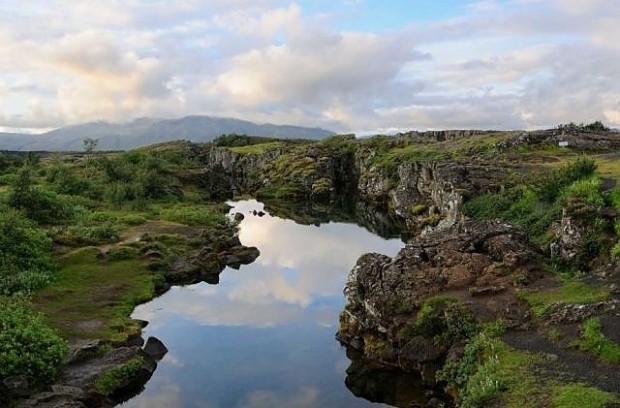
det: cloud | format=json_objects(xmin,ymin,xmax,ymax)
[{"xmin": 0, "ymin": 1, "xmax": 619, "ymax": 132}]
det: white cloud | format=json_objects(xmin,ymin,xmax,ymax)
[{"xmin": 0, "ymin": 0, "xmax": 618, "ymax": 132}]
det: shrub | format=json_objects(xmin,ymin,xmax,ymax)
[
  {"xmin": 55, "ymin": 223, "xmax": 120, "ymax": 246},
  {"xmin": 0, "ymin": 209, "xmax": 54, "ymax": 295},
  {"xmin": 8, "ymin": 168, "xmax": 77, "ymax": 224},
  {"xmin": 0, "ymin": 297, "xmax": 68, "ymax": 386}
]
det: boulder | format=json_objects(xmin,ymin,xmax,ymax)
[{"xmin": 143, "ymin": 337, "xmax": 168, "ymax": 360}]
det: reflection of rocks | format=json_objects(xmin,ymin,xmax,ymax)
[
  {"xmin": 344, "ymin": 349, "xmax": 453, "ymax": 408},
  {"xmin": 263, "ymin": 198, "xmax": 408, "ymax": 240}
]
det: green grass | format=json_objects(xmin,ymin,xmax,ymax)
[
  {"xmin": 553, "ymin": 383, "xmax": 618, "ymax": 408},
  {"xmin": 518, "ymin": 281, "xmax": 610, "ymax": 318},
  {"xmin": 158, "ymin": 203, "xmax": 227, "ymax": 227},
  {"xmin": 441, "ymin": 326, "xmax": 617, "ymax": 408},
  {"xmin": 228, "ymin": 141, "xmax": 285, "ymax": 155},
  {"xmin": 574, "ymin": 318, "xmax": 620, "ymax": 364},
  {"xmin": 33, "ymin": 247, "xmax": 155, "ymax": 343}
]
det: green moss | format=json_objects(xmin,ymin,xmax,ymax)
[
  {"xmin": 438, "ymin": 320, "xmax": 618, "ymax": 408},
  {"xmin": 33, "ymin": 247, "xmax": 156, "ymax": 342},
  {"xmin": 410, "ymin": 203, "xmax": 428, "ymax": 215},
  {"xmin": 256, "ymin": 183, "xmax": 307, "ymax": 200},
  {"xmin": 553, "ymin": 384, "xmax": 618, "ymax": 408},
  {"xmin": 228, "ymin": 141, "xmax": 285, "ymax": 155},
  {"xmin": 159, "ymin": 203, "xmax": 227, "ymax": 227},
  {"xmin": 574, "ymin": 318, "xmax": 620, "ymax": 364},
  {"xmin": 518, "ymin": 281, "xmax": 610, "ymax": 318},
  {"xmin": 94, "ymin": 355, "xmax": 143, "ymax": 395}
]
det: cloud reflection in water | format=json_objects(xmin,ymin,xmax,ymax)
[{"xmin": 123, "ymin": 200, "xmax": 403, "ymax": 408}]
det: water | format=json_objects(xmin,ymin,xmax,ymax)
[{"xmin": 121, "ymin": 200, "xmax": 409, "ymax": 408}]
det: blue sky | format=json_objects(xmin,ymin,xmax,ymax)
[{"xmin": 0, "ymin": 0, "xmax": 619, "ymax": 134}]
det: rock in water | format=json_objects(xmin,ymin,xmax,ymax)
[{"xmin": 143, "ymin": 337, "xmax": 168, "ymax": 360}]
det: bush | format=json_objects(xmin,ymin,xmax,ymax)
[
  {"xmin": 8, "ymin": 168, "xmax": 77, "ymax": 224},
  {"xmin": 0, "ymin": 209, "xmax": 54, "ymax": 295},
  {"xmin": 55, "ymin": 223, "xmax": 120, "ymax": 246},
  {"xmin": 0, "ymin": 297, "xmax": 67, "ymax": 386}
]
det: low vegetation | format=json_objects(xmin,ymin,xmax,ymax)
[
  {"xmin": 574, "ymin": 318, "xmax": 620, "ymax": 364},
  {"xmin": 0, "ymin": 142, "xmax": 230, "ymax": 398}
]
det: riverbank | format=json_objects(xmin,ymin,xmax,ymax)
[{"xmin": 3, "ymin": 126, "xmax": 620, "ymax": 407}]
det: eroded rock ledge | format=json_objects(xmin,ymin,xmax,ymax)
[{"xmin": 336, "ymin": 220, "xmax": 544, "ymax": 380}]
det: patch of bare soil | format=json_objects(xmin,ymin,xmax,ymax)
[{"xmin": 503, "ymin": 328, "xmax": 620, "ymax": 395}]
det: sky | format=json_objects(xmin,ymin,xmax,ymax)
[{"xmin": 1, "ymin": 0, "xmax": 619, "ymax": 134}]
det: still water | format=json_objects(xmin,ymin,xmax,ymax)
[{"xmin": 121, "ymin": 200, "xmax": 407, "ymax": 408}]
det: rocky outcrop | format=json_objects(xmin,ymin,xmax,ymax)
[
  {"xmin": 357, "ymin": 160, "xmax": 508, "ymax": 234},
  {"xmin": 337, "ymin": 220, "xmax": 543, "ymax": 375},
  {"xmin": 495, "ymin": 129, "xmax": 620, "ymax": 152}
]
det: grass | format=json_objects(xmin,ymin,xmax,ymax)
[
  {"xmin": 33, "ymin": 247, "xmax": 155, "ymax": 343},
  {"xmin": 228, "ymin": 141, "xmax": 285, "ymax": 155},
  {"xmin": 441, "ymin": 325, "xmax": 618, "ymax": 408},
  {"xmin": 517, "ymin": 281, "xmax": 610, "ymax": 318},
  {"xmin": 574, "ymin": 318, "xmax": 620, "ymax": 364},
  {"xmin": 157, "ymin": 203, "xmax": 227, "ymax": 227},
  {"xmin": 553, "ymin": 384, "xmax": 618, "ymax": 408}
]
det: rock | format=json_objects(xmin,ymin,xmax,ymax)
[
  {"xmin": 66, "ymin": 340, "xmax": 101, "ymax": 364},
  {"xmin": 233, "ymin": 212, "xmax": 245, "ymax": 222},
  {"xmin": 338, "ymin": 220, "xmax": 542, "ymax": 371},
  {"xmin": 143, "ymin": 337, "xmax": 168, "ymax": 360},
  {"xmin": 469, "ymin": 285, "xmax": 506, "ymax": 297},
  {"xmin": 3, "ymin": 375, "xmax": 30, "ymax": 397},
  {"xmin": 399, "ymin": 336, "xmax": 446, "ymax": 367},
  {"xmin": 257, "ymin": 211, "xmax": 265, "ymax": 217},
  {"xmin": 225, "ymin": 246, "xmax": 260, "ymax": 268},
  {"xmin": 50, "ymin": 385, "xmax": 86, "ymax": 400}
]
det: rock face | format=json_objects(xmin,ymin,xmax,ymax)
[
  {"xmin": 197, "ymin": 142, "xmax": 508, "ymax": 235},
  {"xmin": 337, "ymin": 220, "xmax": 543, "ymax": 373}
]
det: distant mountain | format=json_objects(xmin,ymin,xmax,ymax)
[{"xmin": 0, "ymin": 116, "xmax": 334, "ymax": 151}]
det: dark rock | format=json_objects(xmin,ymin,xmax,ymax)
[
  {"xmin": 469, "ymin": 285, "xmax": 506, "ymax": 297},
  {"xmin": 143, "ymin": 249, "xmax": 163, "ymax": 259},
  {"xmin": 50, "ymin": 385, "xmax": 86, "ymax": 400},
  {"xmin": 399, "ymin": 337, "xmax": 446, "ymax": 367},
  {"xmin": 66, "ymin": 340, "xmax": 101, "ymax": 364},
  {"xmin": 3, "ymin": 375, "xmax": 30, "ymax": 397},
  {"xmin": 225, "ymin": 246, "xmax": 260, "ymax": 268},
  {"xmin": 338, "ymin": 220, "xmax": 543, "ymax": 373},
  {"xmin": 257, "ymin": 211, "xmax": 265, "ymax": 217},
  {"xmin": 233, "ymin": 212, "xmax": 245, "ymax": 222},
  {"xmin": 143, "ymin": 337, "xmax": 168, "ymax": 360}
]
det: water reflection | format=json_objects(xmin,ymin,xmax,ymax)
[{"xmin": 121, "ymin": 200, "xmax": 409, "ymax": 408}]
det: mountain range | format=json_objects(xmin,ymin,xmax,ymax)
[{"xmin": 0, "ymin": 116, "xmax": 334, "ymax": 151}]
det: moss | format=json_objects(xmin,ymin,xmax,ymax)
[
  {"xmin": 94, "ymin": 355, "xmax": 143, "ymax": 395},
  {"xmin": 439, "ymin": 324, "xmax": 617, "ymax": 408},
  {"xmin": 33, "ymin": 247, "xmax": 156, "ymax": 342},
  {"xmin": 517, "ymin": 281, "xmax": 610, "ymax": 318},
  {"xmin": 311, "ymin": 177, "xmax": 333, "ymax": 196},
  {"xmin": 228, "ymin": 141, "xmax": 285, "ymax": 155},
  {"xmin": 410, "ymin": 203, "xmax": 428, "ymax": 215},
  {"xmin": 573, "ymin": 318, "xmax": 620, "ymax": 364},
  {"xmin": 552, "ymin": 384, "xmax": 618, "ymax": 408}
]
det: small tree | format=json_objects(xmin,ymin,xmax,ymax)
[{"xmin": 83, "ymin": 137, "xmax": 99, "ymax": 178}]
